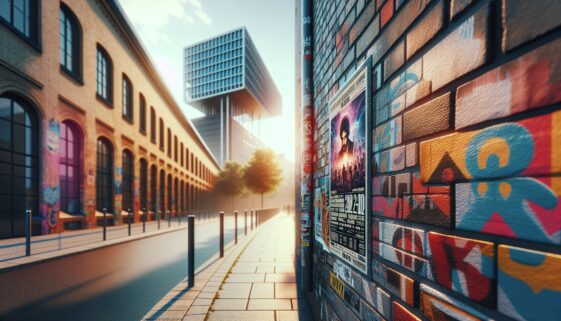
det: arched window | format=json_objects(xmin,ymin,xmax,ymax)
[
  {"xmin": 150, "ymin": 165, "xmax": 157, "ymax": 212},
  {"xmin": 174, "ymin": 177, "xmax": 178, "ymax": 212},
  {"xmin": 159, "ymin": 169, "xmax": 165, "ymax": 213},
  {"xmin": 180, "ymin": 181, "xmax": 184, "ymax": 212},
  {"xmin": 59, "ymin": 4, "xmax": 81, "ymax": 79},
  {"xmin": 167, "ymin": 128, "xmax": 171, "ymax": 157},
  {"xmin": 96, "ymin": 138, "xmax": 113, "ymax": 213},
  {"xmin": 0, "ymin": 94, "xmax": 39, "ymax": 238},
  {"xmin": 139, "ymin": 94, "xmax": 146, "ymax": 134},
  {"xmin": 167, "ymin": 174, "xmax": 172, "ymax": 212},
  {"xmin": 96, "ymin": 45, "xmax": 113, "ymax": 104},
  {"xmin": 122, "ymin": 150, "xmax": 134, "ymax": 212},
  {"xmin": 159, "ymin": 118, "xmax": 164, "ymax": 151},
  {"xmin": 150, "ymin": 107, "xmax": 156, "ymax": 143},
  {"xmin": 139, "ymin": 159, "xmax": 147, "ymax": 211},
  {"xmin": 60, "ymin": 120, "xmax": 81, "ymax": 214},
  {"xmin": 122, "ymin": 75, "xmax": 133, "ymax": 122}
]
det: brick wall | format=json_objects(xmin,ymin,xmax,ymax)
[{"xmin": 306, "ymin": 1, "xmax": 561, "ymax": 321}]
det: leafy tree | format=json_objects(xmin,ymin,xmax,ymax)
[
  {"xmin": 215, "ymin": 161, "xmax": 245, "ymax": 209},
  {"xmin": 244, "ymin": 148, "xmax": 282, "ymax": 209}
]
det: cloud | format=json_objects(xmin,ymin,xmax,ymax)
[{"xmin": 120, "ymin": 0, "xmax": 212, "ymax": 44}]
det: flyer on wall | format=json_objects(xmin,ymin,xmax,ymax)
[{"xmin": 328, "ymin": 58, "xmax": 371, "ymax": 275}]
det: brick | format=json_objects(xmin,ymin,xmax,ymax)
[
  {"xmin": 405, "ymin": 79, "xmax": 431, "ymax": 108},
  {"xmin": 405, "ymin": 142, "xmax": 417, "ymax": 167},
  {"xmin": 456, "ymin": 38, "xmax": 561, "ymax": 129},
  {"xmin": 406, "ymin": 0, "xmax": 444, "ymax": 60},
  {"xmin": 384, "ymin": 40, "xmax": 405, "ymax": 82},
  {"xmin": 374, "ymin": 116, "xmax": 402, "ymax": 152},
  {"xmin": 450, "ymin": 0, "xmax": 473, "ymax": 20},
  {"xmin": 502, "ymin": 0, "xmax": 561, "ymax": 52},
  {"xmin": 403, "ymin": 193, "xmax": 451, "ymax": 228},
  {"xmin": 372, "ymin": 172, "xmax": 411, "ymax": 196},
  {"xmin": 420, "ymin": 111, "xmax": 561, "ymax": 184},
  {"xmin": 498, "ymin": 245, "xmax": 561, "ymax": 321},
  {"xmin": 380, "ymin": 0, "xmax": 394, "ymax": 28},
  {"xmin": 423, "ymin": 3, "xmax": 489, "ymax": 91},
  {"xmin": 367, "ymin": 0, "xmax": 431, "ymax": 64},
  {"xmin": 393, "ymin": 302, "xmax": 421, "ymax": 321},
  {"xmin": 420, "ymin": 284, "xmax": 493, "ymax": 321},
  {"xmin": 373, "ymin": 63, "xmax": 383, "ymax": 90},
  {"xmin": 428, "ymin": 232, "xmax": 495, "ymax": 307},
  {"xmin": 456, "ymin": 177, "xmax": 561, "ymax": 245},
  {"xmin": 372, "ymin": 260, "xmax": 415, "ymax": 305},
  {"xmin": 356, "ymin": 15, "xmax": 380, "ymax": 56},
  {"xmin": 374, "ymin": 145, "xmax": 405, "ymax": 173},
  {"xmin": 349, "ymin": 2, "xmax": 376, "ymax": 45},
  {"xmin": 403, "ymin": 93, "xmax": 450, "ymax": 141}
]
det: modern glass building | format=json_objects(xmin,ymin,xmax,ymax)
[{"xmin": 184, "ymin": 27, "xmax": 282, "ymax": 166}]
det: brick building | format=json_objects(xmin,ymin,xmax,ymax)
[
  {"xmin": 297, "ymin": 1, "xmax": 561, "ymax": 321},
  {"xmin": 0, "ymin": 0, "xmax": 220, "ymax": 239}
]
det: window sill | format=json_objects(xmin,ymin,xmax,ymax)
[
  {"xmin": 122, "ymin": 115, "xmax": 134, "ymax": 124},
  {"xmin": 60, "ymin": 66, "xmax": 84, "ymax": 85},
  {"xmin": 96, "ymin": 94, "xmax": 113, "ymax": 108},
  {"xmin": 0, "ymin": 19, "xmax": 42, "ymax": 53}
]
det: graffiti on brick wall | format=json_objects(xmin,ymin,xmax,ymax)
[
  {"xmin": 372, "ymin": 171, "xmax": 451, "ymax": 227},
  {"xmin": 372, "ymin": 259, "xmax": 414, "ymax": 305},
  {"xmin": 42, "ymin": 119, "xmax": 61, "ymax": 232},
  {"xmin": 421, "ymin": 112, "xmax": 561, "ymax": 243},
  {"xmin": 361, "ymin": 299, "xmax": 385, "ymax": 321},
  {"xmin": 374, "ymin": 145, "xmax": 405, "ymax": 173},
  {"xmin": 361, "ymin": 278, "xmax": 391, "ymax": 319},
  {"xmin": 498, "ymin": 245, "xmax": 561, "ymax": 321},
  {"xmin": 420, "ymin": 284, "xmax": 494, "ymax": 321},
  {"xmin": 427, "ymin": 232, "xmax": 495, "ymax": 307},
  {"xmin": 374, "ymin": 116, "xmax": 402, "ymax": 152},
  {"xmin": 456, "ymin": 39, "xmax": 561, "ymax": 129}
]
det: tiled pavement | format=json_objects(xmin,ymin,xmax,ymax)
[{"xmin": 143, "ymin": 213, "xmax": 314, "ymax": 321}]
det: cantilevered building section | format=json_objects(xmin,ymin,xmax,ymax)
[{"xmin": 184, "ymin": 27, "xmax": 282, "ymax": 166}]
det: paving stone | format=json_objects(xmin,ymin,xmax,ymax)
[
  {"xmin": 265, "ymin": 274, "xmax": 296, "ymax": 283},
  {"xmin": 212, "ymin": 298, "xmax": 248, "ymax": 311},
  {"xmin": 206, "ymin": 311, "xmax": 275, "ymax": 321},
  {"xmin": 275, "ymin": 283, "xmax": 298, "ymax": 299},
  {"xmin": 250, "ymin": 283, "xmax": 275, "ymax": 298},
  {"xmin": 248, "ymin": 299, "xmax": 292, "ymax": 310}
]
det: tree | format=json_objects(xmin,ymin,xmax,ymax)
[
  {"xmin": 244, "ymin": 148, "xmax": 282, "ymax": 209},
  {"xmin": 215, "ymin": 161, "xmax": 245, "ymax": 209}
]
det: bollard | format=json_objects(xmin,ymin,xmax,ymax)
[
  {"xmin": 234, "ymin": 211, "xmax": 238, "ymax": 244},
  {"xmin": 157, "ymin": 210, "xmax": 161, "ymax": 230},
  {"xmin": 251, "ymin": 209, "xmax": 254, "ymax": 230},
  {"xmin": 25, "ymin": 210, "xmax": 32, "ymax": 256},
  {"xmin": 142, "ymin": 208, "xmax": 146, "ymax": 233},
  {"xmin": 167, "ymin": 210, "xmax": 171, "ymax": 228},
  {"xmin": 188, "ymin": 215, "xmax": 195, "ymax": 287},
  {"xmin": 219, "ymin": 211, "xmax": 224, "ymax": 258},
  {"xmin": 244, "ymin": 209, "xmax": 247, "ymax": 235},
  {"xmin": 103, "ymin": 208, "xmax": 107, "ymax": 241},
  {"xmin": 128, "ymin": 209, "xmax": 132, "ymax": 236}
]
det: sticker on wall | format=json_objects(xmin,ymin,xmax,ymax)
[{"xmin": 329, "ymin": 57, "xmax": 371, "ymax": 276}]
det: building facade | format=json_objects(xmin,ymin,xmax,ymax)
[
  {"xmin": 297, "ymin": 1, "xmax": 561, "ymax": 321},
  {"xmin": 184, "ymin": 27, "xmax": 281, "ymax": 165},
  {"xmin": 0, "ymin": 0, "xmax": 219, "ymax": 239}
]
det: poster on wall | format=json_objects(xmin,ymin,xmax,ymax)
[
  {"xmin": 329, "ymin": 58, "xmax": 371, "ymax": 275},
  {"xmin": 314, "ymin": 177, "xmax": 330, "ymax": 251}
]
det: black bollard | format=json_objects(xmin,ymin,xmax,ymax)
[
  {"xmin": 103, "ymin": 208, "xmax": 107, "ymax": 241},
  {"xmin": 244, "ymin": 209, "xmax": 247, "ymax": 235},
  {"xmin": 188, "ymin": 215, "xmax": 195, "ymax": 287},
  {"xmin": 219, "ymin": 211, "xmax": 224, "ymax": 258},
  {"xmin": 142, "ymin": 208, "xmax": 146, "ymax": 233},
  {"xmin": 234, "ymin": 211, "xmax": 238, "ymax": 244},
  {"xmin": 128, "ymin": 209, "xmax": 132, "ymax": 236},
  {"xmin": 25, "ymin": 210, "xmax": 32, "ymax": 256}
]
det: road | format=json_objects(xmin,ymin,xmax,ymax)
[{"xmin": 0, "ymin": 215, "xmax": 245, "ymax": 321}]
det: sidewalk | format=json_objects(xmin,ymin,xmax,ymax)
[{"xmin": 143, "ymin": 213, "xmax": 314, "ymax": 321}]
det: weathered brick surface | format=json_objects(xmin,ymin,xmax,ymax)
[
  {"xmin": 502, "ymin": 0, "xmax": 561, "ymax": 52},
  {"xmin": 304, "ymin": 0, "xmax": 561, "ymax": 320}
]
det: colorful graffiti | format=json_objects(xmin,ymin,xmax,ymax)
[
  {"xmin": 498, "ymin": 245, "xmax": 561, "ymax": 321},
  {"xmin": 361, "ymin": 278, "xmax": 391, "ymax": 319},
  {"xmin": 42, "ymin": 119, "xmax": 61, "ymax": 232},
  {"xmin": 374, "ymin": 116, "xmax": 402, "ymax": 152},
  {"xmin": 361, "ymin": 300, "xmax": 385, "ymax": 321},
  {"xmin": 420, "ymin": 285, "xmax": 494, "ymax": 321},
  {"xmin": 427, "ymin": 232, "xmax": 495, "ymax": 307},
  {"xmin": 375, "ymin": 146, "xmax": 405, "ymax": 173},
  {"xmin": 457, "ymin": 176, "xmax": 561, "ymax": 244},
  {"xmin": 420, "ymin": 111, "xmax": 561, "ymax": 183}
]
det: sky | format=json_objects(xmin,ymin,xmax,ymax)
[{"xmin": 119, "ymin": 0, "xmax": 296, "ymax": 161}]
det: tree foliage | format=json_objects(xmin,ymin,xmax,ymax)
[
  {"xmin": 244, "ymin": 148, "xmax": 282, "ymax": 196},
  {"xmin": 215, "ymin": 161, "xmax": 245, "ymax": 197}
]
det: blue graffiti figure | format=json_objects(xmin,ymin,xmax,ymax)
[
  {"xmin": 44, "ymin": 185, "xmax": 60, "ymax": 227},
  {"xmin": 458, "ymin": 124, "xmax": 558, "ymax": 243}
]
